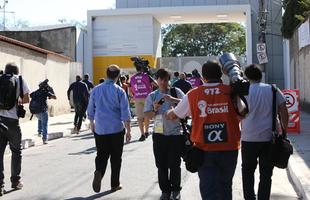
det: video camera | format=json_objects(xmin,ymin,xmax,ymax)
[
  {"xmin": 219, "ymin": 53, "xmax": 250, "ymax": 96},
  {"xmin": 131, "ymin": 56, "xmax": 150, "ymax": 73},
  {"xmin": 39, "ymin": 79, "xmax": 53, "ymax": 93}
]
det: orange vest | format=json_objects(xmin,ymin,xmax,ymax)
[{"xmin": 188, "ymin": 84, "xmax": 240, "ymax": 151}]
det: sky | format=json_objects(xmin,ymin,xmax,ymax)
[{"xmin": 2, "ymin": 0, "xmax": 115, "ymax": 27}]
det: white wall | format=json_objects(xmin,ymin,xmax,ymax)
[
  {"xmin": 0, "ymin": 41, "xmax": 73, "ymax": 119},
  {"xmin": 92, "ymin": 15, "xmax": 154, "ymax": 56}
]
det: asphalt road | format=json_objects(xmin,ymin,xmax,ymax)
[{"xmin": 2, "ymin": 126, "xmax": 298, "ymax": 200}]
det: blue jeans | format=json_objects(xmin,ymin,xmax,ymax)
[
  {"xmin": 36, "ymin": 111, "xmax": 48, "ymax": 141},
  {"xmin": 198, "ymin": 150, "xmax": 238, "ymax": 200}
]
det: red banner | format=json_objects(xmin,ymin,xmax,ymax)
[{"xmin": 282, "ymin": 89, "xmax": 300, "ymax": 133}]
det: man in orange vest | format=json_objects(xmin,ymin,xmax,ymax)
[{"xmin": 166, "ymin": 60, "xmax": 246, "ymax": 200}]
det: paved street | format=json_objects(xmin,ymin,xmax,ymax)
[{"xmin": 2, "ymin": 124, "xmax": 298, "ymax": 200}]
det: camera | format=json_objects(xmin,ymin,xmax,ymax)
[
  {"xmin": 219, "ymin": 53, "xmax": 250, "ymax": 96},
  {"xmin": 17, "ymin": 104, "xmax": 26, "ymax": 118},
  {"xmin": 158, "ymin": 98, "xmax": 165, "ymax": 105},
  {"xmin": 131, "ymin": 57, "xmax": 150, "ymax": 73},
  {"xmin": 39, "ymin": 79, "xmax": 54, "ymax": 94}
]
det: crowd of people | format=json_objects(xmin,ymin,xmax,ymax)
[{"xmin": 0, "ymin": 59, "xmax": 289, "ymax": 200}]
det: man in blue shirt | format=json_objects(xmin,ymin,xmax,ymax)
[{"xmin": 87, "ymin": 64, "xmax": 131, "ymax": 193}]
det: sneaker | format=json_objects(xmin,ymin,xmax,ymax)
[
  {"xmin": 37, "ymin": 132, "xmax": 42, "ymax": 137},
  {"xmin": 111, "ymin": 184, "xmax": 122, "ymax": 192},
  {"xmin": 92, "ymin": 171, "xmax": 102, "ymax": 193},
  {"xmin": 171, "ymin": 191, "xmax": 181, "ymax": 200},
  {"xmin": 138, "ymin": 135, "xmax": 146, "ymax": 141},
  {"xmin": 160, "ymin": 192, "xmax": 171, "ymax": 200},
  {"xmin": 11, "ymin": 181, "xmax": 23, "ymax": 190},
  {"xmin": 43, "ymin": 140, "xmax": 48, "ymax": 144}
]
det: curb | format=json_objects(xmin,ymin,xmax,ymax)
[
  {"xmin": 286, "ymin": 147, "xmax": 310, "ymax": 200},
  {"xmin": 287, "ymin": 161, "xmax": 307, "ymax": 200}
]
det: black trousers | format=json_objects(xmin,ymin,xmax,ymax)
[
  {"xmin": 152, "ymin": 133, "xmax": 184, "ymax": 193},
  {"xmin": 241, "ymin": 141, "xmax": 274, "ymax": 200},
  {"xmin": 74, "ymin": 103, "xmax": 87, "ymax": 130},
  {"xmin": 94, "ymin": 130, "xmax": 125, "ymax": 188},
  {"xmin": 0, "ymin": 116, "xmax": 22, "ymax": 185}
]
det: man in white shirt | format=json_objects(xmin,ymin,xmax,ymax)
[{"xmin": 0, "ymin": 63, "xmax": 30, "ymax": 196}]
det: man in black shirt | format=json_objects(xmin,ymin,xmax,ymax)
[
  {"xmin": 172, "ymin": 72, "xmax": 192, "ymax": 94},
  {"xmin": 83, "ymin": 74, "xmax": 94, "ymax": 91},
  {"xmin": 67, "ymin": 75, "xmax": 89, "ymax": 134}
]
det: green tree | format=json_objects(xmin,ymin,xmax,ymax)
[
  {"xmin": 161, "ymin": 23, "xmax": 246, "ymax": 57},
  {"xmin": 282, "ymin": 0, "xmax": 310, "ymax": 38}
]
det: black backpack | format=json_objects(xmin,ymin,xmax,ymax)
[
  {"xmin": 29, "ymin": 89, "xmax": 45, "ymax": 114},
  {"xmin": 0, "ymin": 74, "xmax": 17, "ymax": 110}
]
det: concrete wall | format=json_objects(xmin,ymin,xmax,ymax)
[
  {"xmin": 0, "ymin": 27, "xmax": 77, "ymax": 61},
  {"xmin": 115, "ymin": 0, "xmax": 285, "ymax": 88},
  {"xmin": 0, "ymin": 40, "xmax": 73, "ymax": 119},
  {"xmin": 289, "ymin": 19, "xmax": 310, "ymax": 108}
]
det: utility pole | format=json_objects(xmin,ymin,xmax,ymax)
[
  {"xmin": 257, "ymin": 0, "xmax": 269, "ymax": 81},
  {"xmin": 0, "ymin": 0, "xmax": 8, "ymax": 30}
]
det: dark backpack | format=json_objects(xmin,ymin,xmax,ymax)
[
  {"xmin": 29, "ymin": 89, "xmax": 46, "ymax": 114},
  {"xmin": 0, "ymin": 74, "xmax": 17, "ymax": 110}
]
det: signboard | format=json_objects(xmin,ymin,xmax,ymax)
[
  {"xmin": 282, "ymin": 89, "xmax": 300, "ymax": 133},
  {"xmin": 298, "ymin": 18, "xmax": 310, "ymax": 49},
  {"xmin": 257, "ymin": 43, "xmax": 268, "ymax": 64}
]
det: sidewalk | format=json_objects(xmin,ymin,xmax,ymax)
[
  {"xmin": 287, "ymin": 111, "xmax": 310, "ymax": 200},
  {"xmin": 14, "ymin": 111, "xmax": 310, "ymax": 199},
  {"xmin": 19, "ymin": 112, "xmax": 89, "ymax": 150}
]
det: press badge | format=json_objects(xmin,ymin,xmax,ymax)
[
  {"xmin": 154, "ymin": 114, "xmax": 164, "ymax": 134},
  {"xmin": 203, "ymin": 122, "xmax": 228, "ymax": 144}
]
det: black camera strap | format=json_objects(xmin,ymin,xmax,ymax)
[
  {"xmin": 170, "ymin": 87, "xmax": 190, "ymax": 135},
  {"xmin": 271, "ymin": 84, "xmax": 287, "ymax": 138},
  {"xmin": 19, "ymin": 75, "xmax": 24, "ymax": 99}
]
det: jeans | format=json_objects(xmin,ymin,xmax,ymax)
[
  {"xmin": 94, "ymin": 130, "xmax": 125, "ymax": 188},
  {"xmin": 36, "ymin": 111, "xmax": 48, "ymax": 141},
  {"xmin": 198, "ymin": 150, "xmax": 238, "ymax": 200},
  {"xmin": 0, "ymin": 116, "xmax": 22, "ymax": 185},
  {"xmin": 74, "ymin": 103, "xmax": 87, "ymax": 130},
  {"xmin": 152, "ymin": 133, "xmax": 184, "ymax": 193},
  {"xmin": 241, "ymin": 141, "xmax": 274, "ymax": 200}
]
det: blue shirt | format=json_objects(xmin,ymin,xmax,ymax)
[{"xmin": 87, "ymin": 79, "xmax": 131, "ymax": 135}]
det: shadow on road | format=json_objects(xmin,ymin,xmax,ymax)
[
  {"xmin": 64, "ymin": 190, "xmax": 114, "ymax": 200},
  {"xmin": 50, "ymin": 121, "xmax": 72, "ymax": 126},
  {"xmin": 68, "ymin": 147, "xmax": 96, "ymax": 155}
]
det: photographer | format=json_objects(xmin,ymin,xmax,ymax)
[
  {"xmin": 0, "ymin": 63, "xmax": 30, "ymax": 195},
  {"xmin": 129, "ymin": 57, "xmax": 157, "ymax": 141},
  {"xmin": 166, "ymin": 60, "xmax": 246, "ymax": 200},
  {"xmin": 241, "ymin": 64, "xmax": 288, "ymax": 200},
  {"xmin": 30, "ymin": 79, "xmax": 56, "ymax": 144}
]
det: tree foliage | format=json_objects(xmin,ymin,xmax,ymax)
[
  {"xmin": 282, "ymin": 0, "xmax": 310, "ymax": 38},
  {"xmin": 161, "ymin": 23, "xmax": 246, "ymax": 57}
]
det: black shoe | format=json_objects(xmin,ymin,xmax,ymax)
[
  {"xmin": 43, "ymin": 139, "xmax": 48, "ymax": 144},
  {"xmin": 171, "ymin": 191, "xmax": 181, "ymax": 200},
  {"xmin": 160, "ymin": 192, "xmax": 171, "ymax": 200},
  {"xmin": 92, "ymin": 171, "xmax": 102, "ymax": 193},
  {"xmin": 138, "ymin": 135, "xmax": 146, "ymax": 141},
  {"xmin": 11, "ymin": 181, "xmax": 23, "ymax": 190},
  {"xmin": 145, "ymin": 132, "xmax": 149, "ymax": 138},
  {"xmin": 111, "ymin": 184, "xmax": 122, "ymax": 192},
  {"xmin": 0, "ymin": 186, "xmax": 5, "ymax": 196}
]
